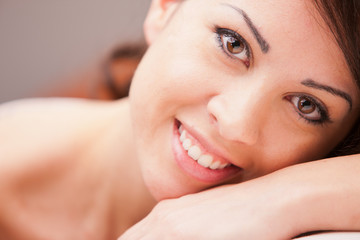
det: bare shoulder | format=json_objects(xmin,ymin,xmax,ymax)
[
  {"xmin": 0, "ymin": 98, "xmax": 128, "ymax": 238},
  {"xmin": 0, "ymin": 97, "xmax": 121, "ymax": 183}
]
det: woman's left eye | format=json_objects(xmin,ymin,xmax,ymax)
[
  {"xmin": 286, "ymin": 95, "xmax": 331, "ymax": 125},
  {"xmin": 215, "ymin": 27, "xmax": 251, "ymax": 67}
]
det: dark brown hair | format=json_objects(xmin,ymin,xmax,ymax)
[
  {"xmin": 313, "ymin": 0, "xmax": 360, "ymax": 88},
  {"xmin": 312, "ymin": 0, "xmax": 360, "ymax": 156}
]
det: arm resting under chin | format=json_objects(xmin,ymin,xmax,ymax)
[{"xmin": 272, "ymin": 154, "xmax": 360, "ymax": 236}]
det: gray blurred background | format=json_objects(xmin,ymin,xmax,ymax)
[{"xmin": 0, "ymin": 0, "xmax": 150, "ymax": 103}]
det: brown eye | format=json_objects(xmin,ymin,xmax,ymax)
[
  {"xmin": 216, "ymin": 28, "xmax": 250, "ymax": 66},
  {"xmin": 298, "ymin": 96, "xmax": 316, "ymax": 114},
  {"xmin": 287, "ymin": 95, "xmax": 328, "ymax": 124},
  {"xmin": 226, "ymin": 36, "xmax": 245, "ymax": 54},
  {"xmin": 286, "ymin": 95, "xmax": 331, "ymax": 125}
]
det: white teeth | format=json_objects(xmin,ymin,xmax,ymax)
[
  {"xmin": 179, "ymin": 125, "xmax": 184, "ymax": 134},
  {"xmin": 188, "ymin": 146, "xmax": 201, "ymax": 160},
  {"xmin": 210, "ymin": 161, "xmax": 221, "ymax": 170},
  {"xmin": 219, "ymin": 163, "xmax": 228, "ymax": 169},
  {"xmin": 198, "ymin": 155, "xmax": 213, "ymax": 168},
  {"xmin": 178, "ymin": 125, "xmax": 230, "ymax": 170},
  {"xmin": 182, "ymin": 139, "xmax": 192, "ymax": 150},
  {"xmin": 180, "ymin": 130, "xmax": 186, "ymax": 142}
]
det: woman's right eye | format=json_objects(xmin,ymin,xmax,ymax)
[{"xmin": 215, "ymin": 27, "xmax": 251, "ymax": 67}]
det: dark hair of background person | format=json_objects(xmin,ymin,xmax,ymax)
[{"xmin": 103, "ymin": 43, "xmax": 147, "ymax": 99}]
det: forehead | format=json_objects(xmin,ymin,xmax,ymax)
[{"xmin": 182, "ymin": 0, "xmax": 358, "ymax": 97}]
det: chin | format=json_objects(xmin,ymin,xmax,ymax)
[
  {"xmin": 150, "ymin": 187, "xmax": 198, "ymax": 201},
  {"xmin": 143, "ymin": 172, "xmax": 205, "ymax": 201}
]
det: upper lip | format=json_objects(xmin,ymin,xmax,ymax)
[{"xmin": 179, "ymin": 120, "xmax": 240, "ymax": 168}]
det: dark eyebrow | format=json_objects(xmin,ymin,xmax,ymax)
[
  {"xmin": 302, "ymin": 79, "xmax": 353, "ymax": 110},
  {"xmin": 221, "ymin": 3, "xmax": 270, "ymax": 53}
]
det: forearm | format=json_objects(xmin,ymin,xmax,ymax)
[
  {"xmin": 119, "ymin": 154, "xmax": 360, "ymax": 240},
  {"xmin": 270, "ymin": 154, "xmax": 360, "ymax": 236}
]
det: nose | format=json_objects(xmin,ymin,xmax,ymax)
[{"xmin": 207, "ymin": 86, "xmax": 264, "ymax": 146}]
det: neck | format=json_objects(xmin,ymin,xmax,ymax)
[{"xmin": 101, "ymin": 98, "xmax": 156, "ymax": 237}]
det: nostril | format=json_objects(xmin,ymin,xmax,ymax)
[{"xmin": 208, "ymin": 112, "xmax": 218, "ymax": 125}]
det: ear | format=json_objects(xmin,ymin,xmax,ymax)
[{"xmin": 144, "ymin": 0, "xmax": 181, "ymax": 45}]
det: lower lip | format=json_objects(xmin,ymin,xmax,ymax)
[{"xmin": 171, "ymin": 121, "xmax": 241, "ymax": 184}]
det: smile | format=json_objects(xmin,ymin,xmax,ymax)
[
  {"xmin": 179, "ymin": 125, "xmax": 231, "ymax": 170},
  {"xmin": 172, "ymin": 119, "xmax": 241, "ymax": 183}
]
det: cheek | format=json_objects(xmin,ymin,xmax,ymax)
[
  {"xmin": 255, "ymin": 119, "xmax": 338, "ymax": 176},
  {"xmin": 131, "ymin": 46, "xmax": 217, "ymax": 112}
]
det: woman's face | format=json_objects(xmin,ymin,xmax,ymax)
[{"xmin": 130, "ymin": 0, "xmax": 359, "ymax": 200}]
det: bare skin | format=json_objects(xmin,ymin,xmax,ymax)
[
  {"xmin": 1, "ymin": 0, "xmax": 360, "ymax": 239},
  {"xmin": 1, "ymin": 99, "xmax": 360, "ymax": 240},
  {"xmin": 120, "ymin": 155, "xmax": 360, "ymax": 239},
  {"xmin": 0, "ymin": 98, "xmax": 155, "ymax": 239}
]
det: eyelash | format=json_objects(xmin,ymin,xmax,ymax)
[
  {"xmin": 214, "ymin": 26, "xmax": 252, "ymax": 67},
  {"xmin": 285, "ymin": 94, "xmax": 332, "ymax": 126},
  {"xmin": 214, "ymin": 27, "xmax": 331, "ymax": 127}
]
